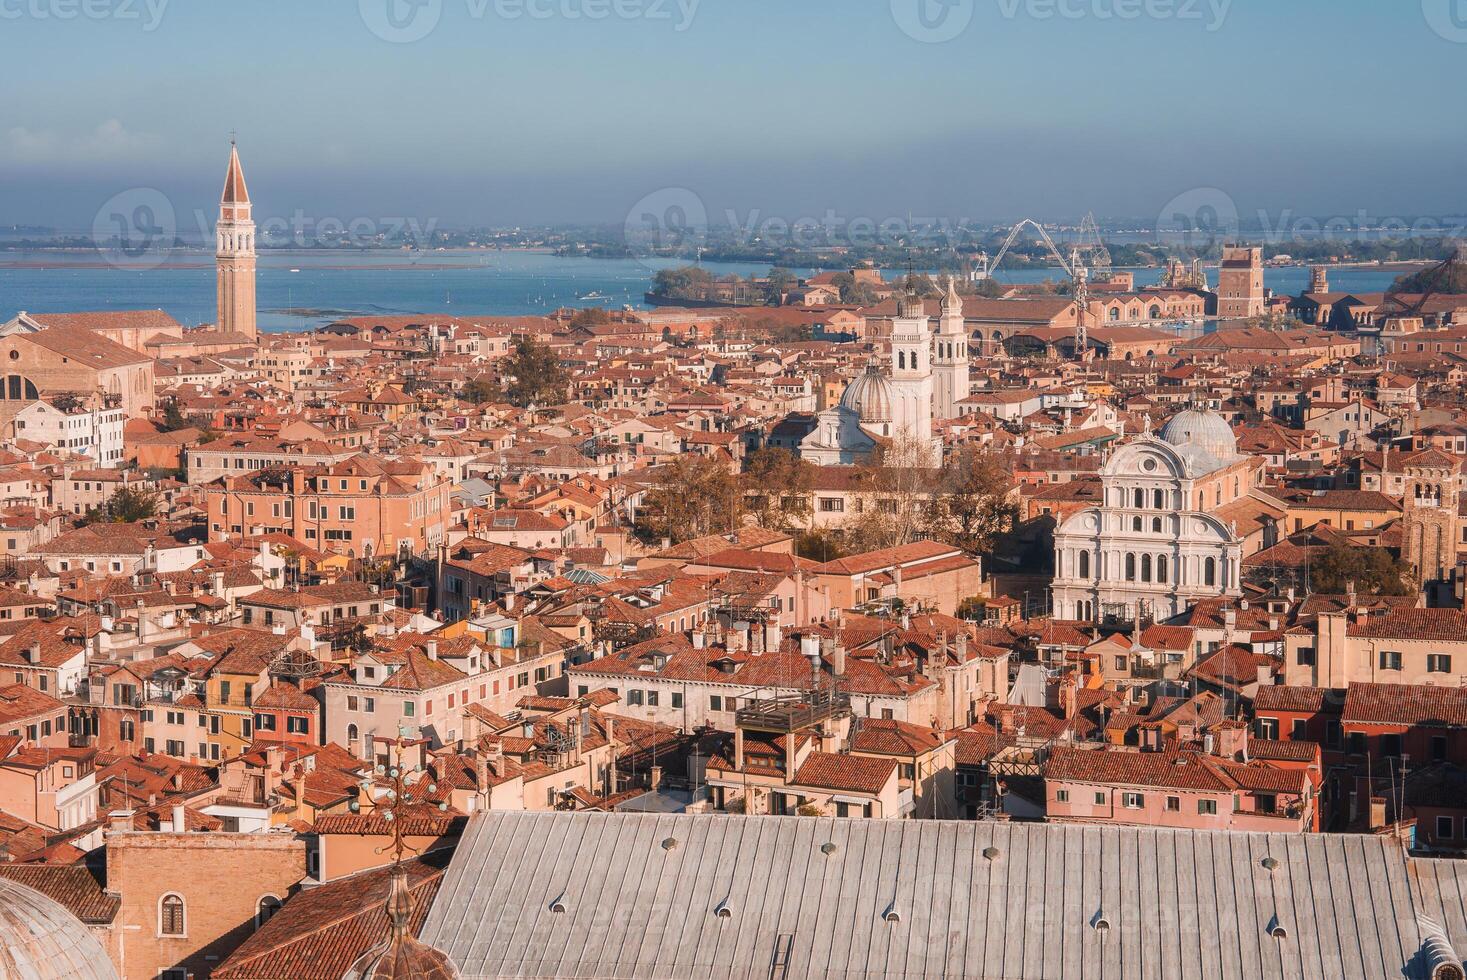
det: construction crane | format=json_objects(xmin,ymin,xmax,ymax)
[
  {"xmin": 972, "ymin": 218, "xmax": 1078, "ymax": 282},
  {"xmin": 1075, "ymin": 212, "xmax": 1112, "ymax": 271},
  {"xmin": 973, "ymin": 218, "xmax": 1094, "ymax": 361}
]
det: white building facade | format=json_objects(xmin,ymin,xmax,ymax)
[
  {"xmin": 6, "ymin": 400, "xmax": 125, "ymax": 466},
  {"xmin": 1051, "ymin": 408, "xmax": 1249, "ymax": 624}
]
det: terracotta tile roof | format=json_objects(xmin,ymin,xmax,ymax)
[
  {"xmin": 1247, "ymin": 738, "xmax": 1319, "ymax": 763},
  {"xmin": 214, "ymin": 855, "xmax": 448, "ymax": 980},
  {"xmin": 1046, "ymin": 746, "xmax": 1306, "ymax": 795},
  {"xmin": 1347, "ymin": 608, "xmax": 1467, "ymax": 642},
  {"xmin": 849, "ymin": 718, "xmax": 948, "ymax": 756},
  {"xmin": 790, "ymin": 750, "xmax": 896, "ymax": 795},
  {"xmin": 0, "ymin": 865, "xmax": 119, "ymax": 924},
  {"xmin": 1342, "ymin": 682, "xmax": 1467, "ymax": 728},
  {"xmin": 1252, "ymin": 686, "xmax": 1338, "ymax": 714}
]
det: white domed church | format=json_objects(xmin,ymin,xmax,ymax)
[
  {"xmin": 1051, "ymin": 405, "xmax": 1262, "ymax": 625},
  {"xmin": 794, "ymin": 279, "xmax": 966, "ymax": 466}
]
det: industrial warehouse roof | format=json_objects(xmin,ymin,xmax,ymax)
[{"xmin": 419, "ymin": 811, "xmax": 1467, "ymax": 980}]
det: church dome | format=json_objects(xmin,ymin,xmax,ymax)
[
  {"xmin": 839, "ymin": 363, "xmax": 894, "ymax": 423},
  {"xmin": 0, "ymin": 876, "xmax": 118, "ymax": 980},
  {"xmin": 1159, "ymin": 406, "xmax": 1237, "ymax": 462}
]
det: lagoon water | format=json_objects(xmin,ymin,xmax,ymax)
[{"xmin": 0, "ymin": 249, "xmax": 1408, "ymax": 332}]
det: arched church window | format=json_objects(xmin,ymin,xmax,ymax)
[
  {"xmin": 1134, "ymin": 488, "xmax": 1145, "ymax": 509},
  {"xmin": 1141, "ymin": 555, "xmax": 1152, "ymax": 582},
  {"xmin": 1153, "ymin": 489, "xmax": 1164, "ymax": 509},
  {"xmin": 898, "ymin": 351, "xmax": 905, "ymax": 370},
  {"xmin": 1079, "ymin": 551, "xmax": 1090, "ymax": 578},
  {"xmin": 1133, "ymin": 517, "xmax": 1142, "ymax": 532},
  {"xmin": 1152, "ymin": 517, "xmax": 1162, "ymax": 533},
  {"xmin": 1158, "ymin": 556, "xmax": 1169, "ymax": 582},
  {"xmin": 1204, "ymin": 557, "xmax": 1216, "ymax": 587},
  {"xmin": 1125, "ymin": 554, "xmax": 1136, "ymax": 581}
]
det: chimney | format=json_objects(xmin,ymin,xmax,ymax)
[
  {"xmin": 765, "ymin": 622, "xmax": 782, "ymax": 653},
  {"xmin": 211, "ymin": 570, "xmax": 225, "ymax": 596},
  {"xmin": 1346, "ymin": 581, "xmax": 1357, "ymax": 608},
  {"xmin": 750, "ymin": 626, "xmax": 765, "ymax": 656},
  {"xmin": 1223, "ymin": 607, "xmax": 1237, "ymax": 632},
  {"xmin": 799, "ymin": 634, "xmax": 820, "ymax": 660},
  {"xmin": 1062, "ymin": 674, "xmax": 1078, "ymax": 720},
  {"xmin": 1213, "ymin": 721, "xmax": 1247, "ymax": 761},
  {"xmin": 1370, "ymin": 796, "xmax": 1388, "ymax": 831},
  {"xmin": 136, "ymin": 598, "xmax": 148, "ymax": 642},
  {"xmin": 998, "ymin": 707, "xmax": 1016, "ymax": 734},
  {"xmin": 692, "ymin": 628, "xmax": 706, "ymax": 650},
  {"xmin": 107, "ymin": 810, "xmax": 134, "ymax": 836},
  {"xmin": 426, "ymin": 640, "xmax": 439, "ymax": 661},
  {"xmin": 1255, "ymin": 663, "xmax": 1272, "ymax": 689},
  {"xmin": 650, "ymin": 765, "xmax": 663, "ymax": 791},
  {"xmin": 170, "ymin": 804, "xmax": 186, "ymax": 833},
  {"xmin": 476, "ymin": 752, "xmax": 491, "ymax": 792},
  {"xmin": 828, "ymin": 637, "xmax": 846, "ymax": 678}
]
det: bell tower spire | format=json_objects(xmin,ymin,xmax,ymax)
[{"xmin": 216, "ymin": 138, "xmax": 257, "ymax": 342}]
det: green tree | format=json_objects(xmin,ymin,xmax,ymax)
[
  {"xmin": 742, "ymin": 448, "xmax": 814, "ymax": 531},
  {"xmin": 158, "ymin": 400, "xmax": 190, "ymax": 432},
  {"xmin": 928, "ymin": 447, "xmax": 1019, "ymax": 555},
  {"xmin": 1309, "ymin": 542, "xmax": 1413, "ymax": 596},
  {"xmin": 568, "ymin": 307, "xmax": 611, "ymax": 329},
  {"xmin": 503, "ymin": 337, "xmax": 570, "ymax": 408},
  {"xmin": 461, "ymin": 376, "xmax": 500, "ymax": 405},
  {"xmin": 1392, "ymin": 256, "xmax": 1467, "ymax": 295},
  {"xmin": 840, "ymin": 438, "xmax": 940, "ymax": 552},
  {"xmin": 637, "ymin": 455, "xmax": 740, "ymax": 544},
  {"xmin": 83, "ymin": 485, "xmax": 159, "ymax": 525},
  {"xmin": 763, "ymin": 267, "xmax": 798, "ymax": 304},
  {"xmin": 794, "ymin": 528, "xmax": 846, "ymax": 563},
  {"xmin": 971, "ymin": 277, "xmax": 1004, "ymax": 299},
  {"xmin": 652, "ymin": 266, "xmax": 716, "ymax": 300}
]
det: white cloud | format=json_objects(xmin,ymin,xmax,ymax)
[{"xmin": 2, "ymin": 119, "xmax": 156, "ymax": 166}]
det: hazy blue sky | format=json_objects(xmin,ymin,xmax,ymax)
[{"xmin": 2, "ymin": 0, "xmax": 1463, "ymax": 231}]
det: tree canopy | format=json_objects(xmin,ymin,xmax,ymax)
[
  {"xmin": 503, "ymin": 337, "xmax": 570, "ymax": 408},
  {"xmin": 636, "ymin": 455, "xmax": 740, "ymax": 545},
  {"xmin": 741, "ymin": 448, "xmax": 814, "ymax": 532},
  {"xmin": 82, "ymin": 485, "xmax": 159, "ymax": 525},
  {"xmin": 1310, "ymin": 542, "xmax": 1413, "ymax": 596}
]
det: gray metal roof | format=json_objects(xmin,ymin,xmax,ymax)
[{"xmin": 419, "ymin": 811, "xmax": 1467, "ymax": 980}]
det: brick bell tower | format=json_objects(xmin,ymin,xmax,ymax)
[
  {"xmin": 1402, "ymin": 448, "xmax": 1463, "ymax": 588},
  {"xmin": 216, "ymin": 139, "xmax": 257, "ymax": 342}
]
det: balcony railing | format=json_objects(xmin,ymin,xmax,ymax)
[{"xmin": 736, "ymin": 689, "xmax": 850, "ymax": 733}]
